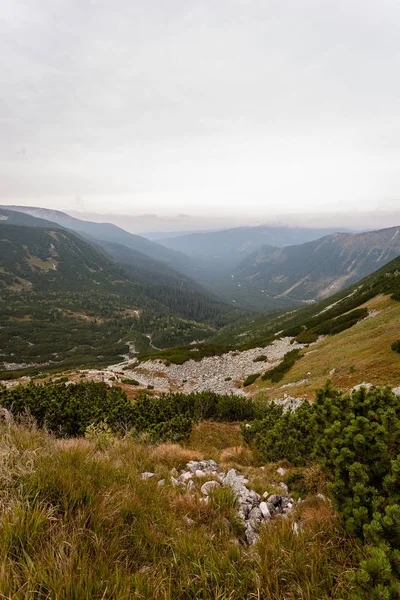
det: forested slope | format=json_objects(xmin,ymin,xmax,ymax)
[{"xmin": 0, "ymin": 224, "xmax": 243, "ymax": 374}]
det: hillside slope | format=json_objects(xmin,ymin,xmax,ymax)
[
  {"xmin": 0, "ymin": 207, "xmax": 63, "ymax": 229},
  {"xmin": 250, "ymin": 293, "xmax": 400, "ymax": 401},
  {"xmin": 0, "ymin": 224, "xmax": 239, "ymax": 373},
  {"xmin": 127, "ymin": 253, "xmax": 400, "ymax": 397},
  {"xmin": 3, "ymin": 205, "xmax": 195, "ymax": 274},
  {"xmin": 97, "ymin": 240, "xmax": 243, "ymax": 326},
  {"xmin": 236, "ymin": 226, "xmax": 400, "ymax": 302}
]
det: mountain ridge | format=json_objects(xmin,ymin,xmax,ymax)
[{"xmin": 234, "ymin": 225, "xmax": 400, "ymax": 303}]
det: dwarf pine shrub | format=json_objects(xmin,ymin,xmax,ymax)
[{"xmin": 243, "ymin": 382, "xmax": 400, "ymax": 597}]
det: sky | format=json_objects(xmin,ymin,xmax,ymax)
[{"xmin": 1, "ymin": 0, "xmax": 400, "ymax": 231}]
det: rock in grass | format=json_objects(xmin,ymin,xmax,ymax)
[
  {"xmin": 141, "ymin": 472, "xmax": 155, "ymax": 480},
  {"xmin": 259, "ymin": 501, "xmax": 271, "ymax": 519},
  {"xmin": 279, "ymin": 482, "xmax": 289, "ymax": 494},
  {"xmin": 248, "ymin": 506, "xmax": 263, "ymax": 524},
  {"xmin": 201, "ymin": 480, "xmax": 220, "ymax": 496},
  {"xmin": 245, "ymin": 523, "xmax": 259, "ymax": 545}
]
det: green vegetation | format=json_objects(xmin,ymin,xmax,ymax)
[
  {"xmin": 392, "ymin": 339, "xmax": 400, "ymax": 354},
  {"xmin": 262, "ymin": 349, "xmax": 302, "ymax": 382},
  {"xmin": 145, "ymin": 254, "xmax": 400, "ymax": 366},
  {"xmin": 253, "ymin": 354, "xmax": 267, "ymax": 362},
  {"xmin": 243, "ymin": 382, "xmax": 400, "ymax": 596},
  {"xmin": 0, "ymin": 223, "xmax": 246, "ymax": 375},
  {"xmin": 0, "ymin": 382, "xmax": 256, "ymax": 442},
  {"xmin": 0, "ymin": 421, "xmax": 364, "ymax": 599},
  {"xmin": 243, "ymin": 373, "xmax": 260, "ymax": 387},
  {"xmin": 121, "ymin": 377, "xmax": 140, "ymax": 385}
]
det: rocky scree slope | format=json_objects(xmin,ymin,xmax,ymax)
[{"xmin": 111, "ymin": 337, "xmax": 304, "ymax": 394}]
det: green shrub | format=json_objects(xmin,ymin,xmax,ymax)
[
  {"xmin": 253, "ymin": 355, "xmax": 267, "ymax": 362},
  {"xmin": 295, "ymin": 330, "xmax": 319, "ymax": 344},
  {"xmin": 391, "ymin": 339, "xmax": 400, "ymax": 354},
  {"xmin": 243, "ymin": 373, "xmax": 260, "ymax": 387},
  {"xmin": 0, "ymin": 381, "xmax": 135, "ymax": 437},
  {"xmin": 122, "ymin": 378, "xmax": 140, "ymax": 386},
  {"xmin": 262, "ymin": 349, "xmax": 302, "ymax": 382},
  {"xmin": 0, "ymin": 382, "xmax": 257, "ymax": 444},
  {"xmin": 243, "ymin": 382, "xmax": 400, "ymax": 596}
]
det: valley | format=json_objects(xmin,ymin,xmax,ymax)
[
  {"xmin": 1, "ymin": 205, "xmax": 400, "ymax": 599},
  {"xmin": 4, "ymin": 3, "xmax": 400, "ymax": 595}
]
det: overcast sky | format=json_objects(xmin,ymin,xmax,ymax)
[{"xmin": 1, "ymin": 0, "xmax": 400, "ymax": 228}]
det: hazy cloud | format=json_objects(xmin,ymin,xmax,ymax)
[{"xmin": 1, "ymin": 0, "xmax": 400, "ymax": 223}]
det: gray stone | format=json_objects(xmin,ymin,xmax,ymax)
[
  {"xmin": 157, "ymin": 479, "xmax": 165, "ymax": 487},
  {"xmin": 171, "ymin": 476, "xmax": 179, "ymax": 487},
  {"xmin": 277, "ymin": 467, "xmax": 286, "ymax": 476},
  {"xmin": 248, "ymin": 506, "xmax": 263, "ymax": 524},
  {"xmin": 279, "ymin": 482, "xmax": 289, "ymax": 494},
  {"xmin": 267, "ymin": 494, "xmax": 282, "ymax": 506},
  {"xmin": 245, "ymin": 523, "xmax": 259, "ymax": 545},
  {"xmin": 0, "ymin": 407, "xmax": 12, "ymax": 423},
  {"xmin": 281, "ymin": 496, "xmax": 290, "ymax": 508},
  {"xmin": 141, "ymin": 472, "xmax": 155, "ymax": 480},
  {"xmin": 186, "ymin": 461, "xmax": 201, "ymax": 472},
  {"xmin": 201, "ymin": 480, "xmax": 220, "ymax": 496},
  {"xmin": 259, "ymin": 501, "xmax": 271, "ymax": 519}
]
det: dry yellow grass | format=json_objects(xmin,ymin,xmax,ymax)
[
  {"xmin": 255, "ymin": 294, "xmax": 400, "ymax": 401},
  {"xmin": 186, "ymin": 421, "xmax": 244, "ymax": 460},
  {"xmin": 150, "ymin": 443, "xmax": 202, "ymax": 468},
  {"xmin": 219, "ymin": 445, "xmax": 253, "ymax": 465}
]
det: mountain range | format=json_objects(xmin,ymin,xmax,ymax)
[
  {"xmin": 2, "ymin": 204, "xmax": 400, "ymax": 314},
  {"xmin": 234, "ymin": 227, "xmax": 400, "ymax": 302}
]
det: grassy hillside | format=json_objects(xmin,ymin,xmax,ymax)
[
  {"xmin": 0, "ymin": 405, "xmax": 363, "ymax": 599},
  {"xmin": 251, "ymin": 294, "xmax": 400, "ymax": 400}
]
